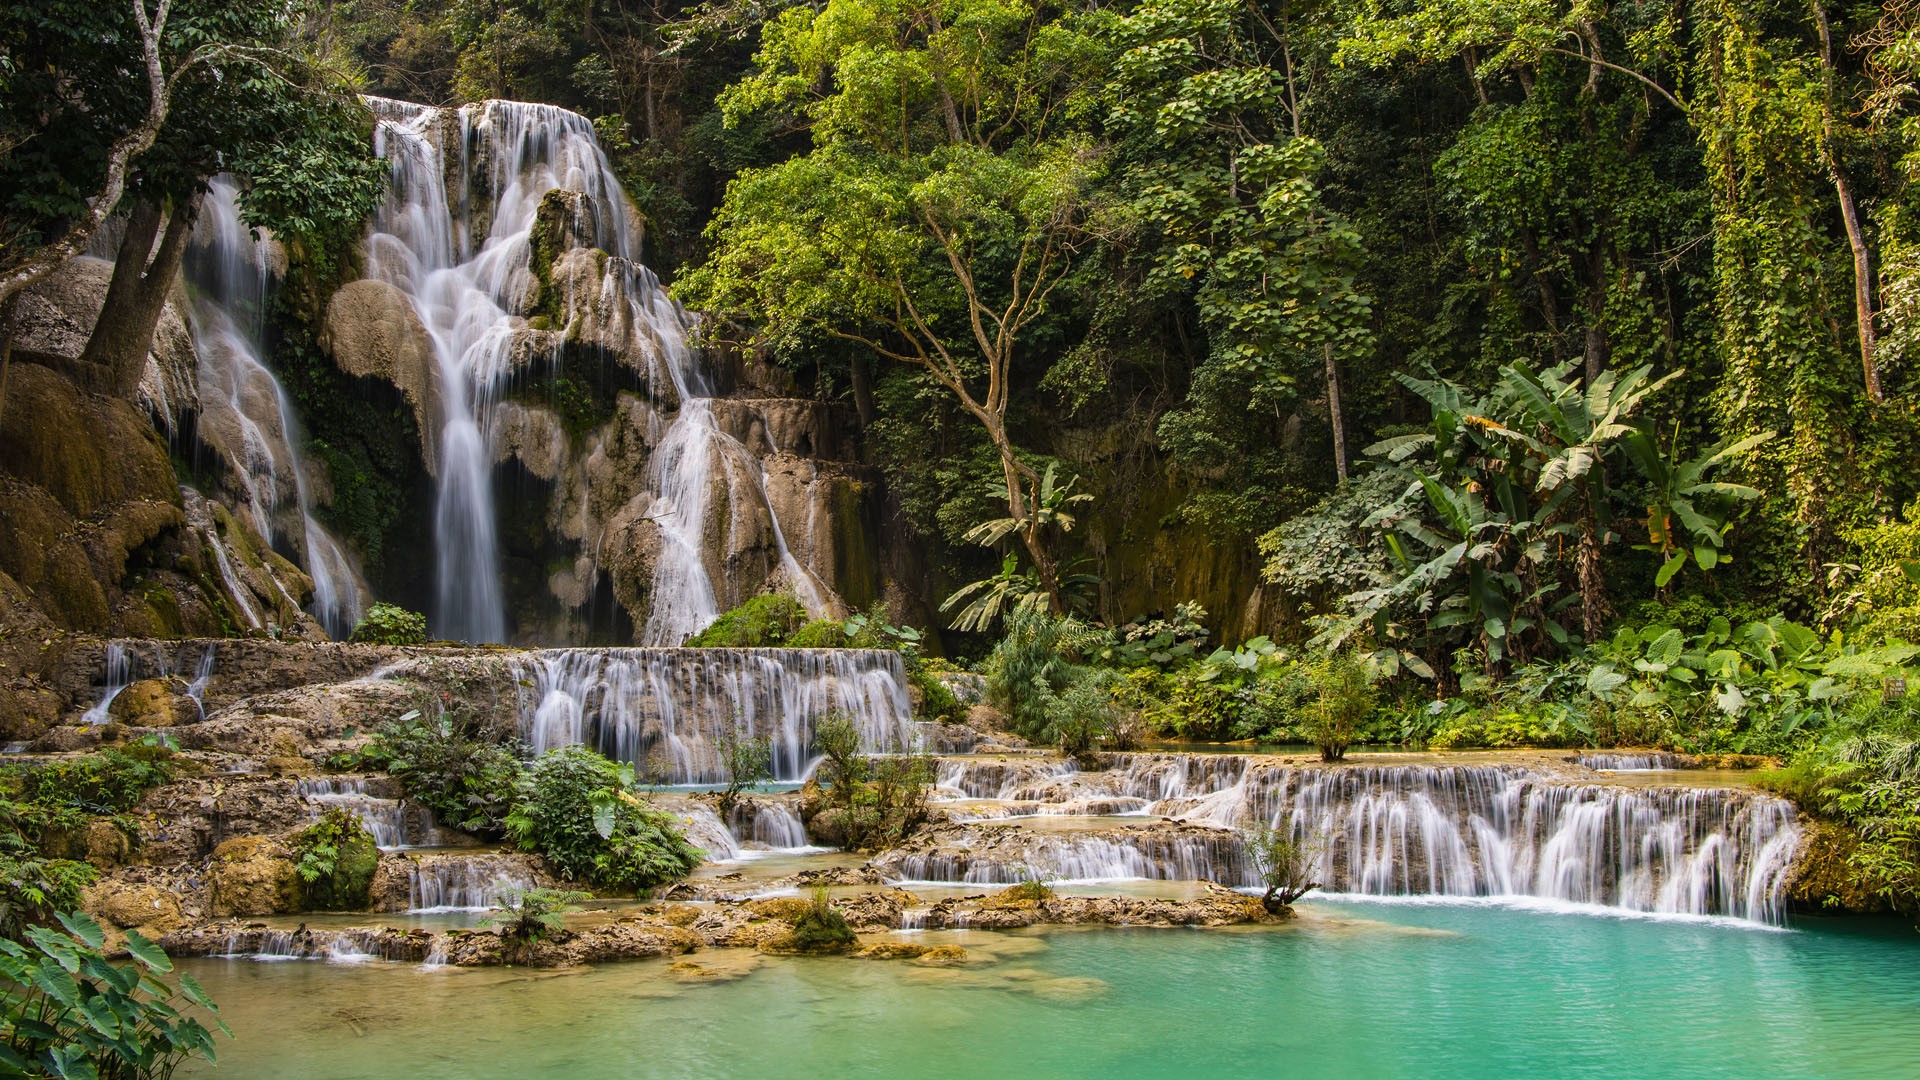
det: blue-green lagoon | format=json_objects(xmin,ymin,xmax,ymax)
[{"xmin": 180, "ymin": 899, "xmax": 1920, "ymax": 1079}]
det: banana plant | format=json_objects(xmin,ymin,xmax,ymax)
[{"xmin": 1621, "ymin": 427, "xmax": 1773, "ymax": 588}]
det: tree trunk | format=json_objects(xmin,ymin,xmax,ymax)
[
  {"xmin": 0, "ymin": 0, "xmax": 175, "ymax": 310},
  {"xmin": 79, "ymin": 194, "xmax": 200, "ymax": 398},
  {"xmin": 1811, "ymin": 0, "xmax": 1880, "ymax": 402},
  {"xmin": 0, "ymin": 295, "xmax": 17, "ymax": 433},
  {"xmin": 1325, "ymin": 344, "xmax": 1347, "ymax": 483},
  {"xmin": 1577, "ymin": 515, "xmax": 1609, "ymax": 642},
  {"xmin": 848, "ymin": 352, "xmax": 876, "ymax": 429}
]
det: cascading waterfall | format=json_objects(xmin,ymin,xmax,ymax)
[
  {"xmin": 297, "ymin": 777, "xmax": 455, "ymax": 850},
  {"xmin": 899, "ymin": 757, "xmax": 1802, "ymax": 923},
  {"xmin": 1579, "ymin": 752, "xmax": 1687, "ymax": 771},
  {"xmin": 80, "ymin": 642, "xmax": 132, "ymax": 725},
  {"xmin": 400, "ymin": 854, "xmax": 536, "ymax": 912},
  {"xmin": 364, "ymin": 98, "xmax": 826, "ymax": 643},
  {"xmin": 512, "ymin": 647, "xmax": 918, "ymax": 782},
  {"xmin": 183, "ymin": 177, "xmax": 366, "ymax": 636}
]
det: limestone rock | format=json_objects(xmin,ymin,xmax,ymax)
[
  {"xmin": 83, "ymin": 880, "xmax": 186, "ymax": 938},
  {"xmin": 207, "ymin": 836, "xmax": 301, "ymax": 916},
  {"xmin": 107, "ymin": 678, "xmax": 197, "ymax": 726},
  {"xmin": 320, "ymin": 278, "xmax": 440, "ymax": 469},
  {"xmin": 7, "ymin": 256, "xmax": 199, "ymax": 419}
]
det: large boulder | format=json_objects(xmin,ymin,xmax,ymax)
[
  {"xmin": 207, "ymin": 836, "xmax": 302, "ymax": 916},
  {"xmin": 7, "ymin": 255, "xmax": 198, "ymax": 418},
  {"xmin": 319, "ymin": 278, "xmax": 439, "ymax": 469},
  {"xmin": 83, "ymin": 879, "xmax": 187, "ymax": 939}
]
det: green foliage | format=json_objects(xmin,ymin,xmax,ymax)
[
  {"xmin": 482, "ymin": 886, "xmax": 590, "ymax": 949},
  {"xmin": 1242, "ymin": 823, "xmax": 1321, "ymax": 912},
  {"xmin": 685, "ymin": 593, "xmax": 809, "ymax": 647},
  {"xmin": 1001, "ymin": 872, "xmax": 1056, "ymax": 904},
  {"xmin": 349, "ymin": 603, "xmax": 429, "ymax": 646},
  {"xmin": 0, "ymin": 912, "xmax": 228, "ymax": 1079},
  {"xmin": 984, "ymin": 609, "xmax": 1113, "ymax": 743},
  {"xmin": 716, "ymin": 729, "xmax": 774, "ymax": 817},
  {"xmin": 504, "ymin": 747, "xmax": 703, "ymax": 893},
  {"xmin": 367, "ymin": 708, "xmax": 524, "ymax": 837},
  {"xmin": 809, "ymin": 713, "xmax": 936, "ymax": 851},
  {"xmin": 783, "ymin": 886, "xmax": 856, "ymax": 955},
  {"xmin": 292, "ymin": 808, "xmax": 380, "ymax": 911},
  {"xmin": 1299, "ymin": 652, "xmax": 1379, "ymax": 762}
]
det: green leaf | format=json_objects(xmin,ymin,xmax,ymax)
[
  {"xmin": 121, "ymin": 932, "xmax": 171, "ymax": 974},
  {"xmin": 1693, "ymin": 545, "xmax": 1719, "ymax": 570},
  {"xmin": 1655, "ymin": 552, "xmax": 1688, "ymax": 588}
]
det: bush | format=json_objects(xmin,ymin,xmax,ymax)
[
  {"xmin": 505, "ymin": 747, "xmax": 703, "ymax": 892},
  {"xmin": 349, "ymin": 602, "xmax": 428, "ymax": 645},
  {"xmin": 807, "ymin": 713, "xmax": 935, "ymax": 850},
  {"xmin": 368, "ymin": 709, "xmax": 524, "ymax": 837},
  {"xmin": 1300, "ymin": 652, "xmax": 1378, "ymax": 762},
  {"xmin": 984, "ymin": 609, "xmax": 1110, "ymax": 741},
  {"xmin": 685, "ymin": 593, "xmax": 808, "ymax": 647},
  {"xmin": 716, "ymin": 728, "xmax": 773, "ymax": 817},
  {"xmin": 1428, "ymin": 712, "xmax": 1581, "ymax": 750},
  {"xmin": 483, "ymin": 886, "xmax": 590, "ymax": 960},
  {"xmin": 784, "ymin": 618, "xmax": 849, "ymax": 649},
  {"xmin": 6, "ymin": 740, "xmax": 176, "ymax": 816},
  {"xmin": 1, "ymin": 912, "xmax": 228, "ymax": 1077},
  {"xmin": 1243, "ymin": 823, "xmax": 1321, "ymax": 913},
  {"xmin": 292, "ymin": 808, "xmax": 380, "ymax": 910},
  {"xmin": 782, "ymin": 886, "xmax": 856, "ymax": 954}
]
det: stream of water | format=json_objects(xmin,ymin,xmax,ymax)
[{"xmin": 178, "ymin": 903, "xmax": 1920, "ymax": 1079}]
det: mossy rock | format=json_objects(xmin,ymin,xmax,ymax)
[
  {"xmin": 209, "ymin": 836, "xmax": 302, "ymax": 916},
  {"xmin": 1788, "ymin": 821, "xmax": 1894, "ymax": 914},
  {"xmin": 303, "ymin": 832, "xmax": 381, "ymax": 911}
]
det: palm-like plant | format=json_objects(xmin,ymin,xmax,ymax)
[
  {"xmin": 1621, "ymin": 427, "xmax": 1772, "ymax": 587},
  {"xmin": 944, "ymin": 464, "xmax": 1097, "ymax": 630}
]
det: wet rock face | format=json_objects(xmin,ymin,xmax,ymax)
[{"xmin": 320, "ymin": 279, "xmax": 441, "ymax": 470}]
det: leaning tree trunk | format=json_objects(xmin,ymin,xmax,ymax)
[{"xmin": 78, "ymin": 194, "xmax": 200, "ymax": 398}]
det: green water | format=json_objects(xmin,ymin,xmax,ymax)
[{"xmin": 179, "ymin": 901, "xmax": 1920, "ymax": 1079}]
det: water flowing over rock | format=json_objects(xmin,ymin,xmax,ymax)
[
  {"xmin": 907, "ymin": 756, "xmax": 1802, "ymax": 924},
  {"xmin": 182, "ymin": 177, "xmax": 369, "ymax": 637},
  {"xmin": 377, "ymin": 852, "xmax": 547, "ymax": 913},
  {"xmin": 297, "ymin": 776, "xmax": 461, "ymax": 851},
  {"xmin": 510, "ymin": 647, "xmax": 919, "ymax": 782},
  {"xmin": 1578, "ymin": 752, "xmax": 1688, "ymax": 771},
  {"xmin": 359, "ymin": 97, "xmax": 835, "ymax": 643}
]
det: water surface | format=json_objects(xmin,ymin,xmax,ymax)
[{"xmin": 180, "ymin": 901, "xmax": 1920, "ymax": 1079}]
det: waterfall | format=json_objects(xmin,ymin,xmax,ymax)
[
  {"xmin": 363, "ymin": 98, "xmax": 826, "ymax": 643},
  {"xmin": 896, "ymin": 758, "xmax": 1802, "ymax": 923},
  {"xmin": 1579, "ymin": 752, "xmax": 1687, "ymax": 771},
  {"xmin": 218, "ymin": 927, "xmax": 427, "ymax": 963},
  {"xmin": 730, "ymin": 802, "xmax": 811, "ymax": 849},
  {"xmin": 80, "ymin": 642, "xmax": 132, "ymax": 725},
  {"xmin": 512, "ymin": 647, "xmax": 918, "ymax": 782},
  {"xmin": 298, "ymin": 777, "xmax": 454, "ymax": 851},
  {"xmin": 184, "ymin": 645, "xmax": 216, "ymax": 719},
  {"xmin": 400, "ymin": 854, "xmax": 536, "ymax": 912},
  {"xmin": 183, "ymin": 177, "xmax": 367, "ymax": 637}
]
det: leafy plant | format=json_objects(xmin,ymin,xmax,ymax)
[
  {"xmin": 715, "ymin": 728, "xmax": 774, "ymax": 817},
  {"xmin": 1242, "ymin": 824, "xmax": 1322, "ymax": 913},
  {"xmin": 1299, "ymin": 652, "xmax": 1378, "ymax": 762},
  {"xmin": 370, "ymin": 708, "xmax": 524, "ymax": 837},
  {"xmin": 292, "ymin": 807, "xmax": 379, "ymax": 911},
  {"xmin": 483, "ymin": 886, "xmax": 590, "ymax": 956},
  {"xmin": 782, "ymin": 886, "xmax": 856, "ymax": 955},
  {"xmin": 0, "ymin": 912, "xmax": 228, "ymax": 1078},
  {"xmin": 505, "ymin": 747, "xmax": 703, "ymax": 892},
  {"xmin": 807, "ymin": 714, "xmax": 936, "ymax": 850},
  {"xmin": 685, "ymin": 593, "xmax": 808, "ymax": 647},
  {"xmin": 349, "ymin": 602, "xmax": 429, "ymax": 646}
]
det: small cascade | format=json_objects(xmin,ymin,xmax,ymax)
[
  {"xmin": 673, "ymin": 803, "xmax": 743, "ymax": 862},
  {"xmin": 1579, "ymin": 752, "xmax": 1688, "ymax": 772},
  {"xmin": 298, "ymin": 777, "xmax": 454, "ymax": 851},
  {"xmin": 403, "ymin": 855, "xmax": 536, "ymax": 912},
  {"xmin": 80, "ymin": 642, "xmax": 132, "ymax": 724},
  {"xmin": 886, "ymin": 830, "xmax": 1248, "ymax": 886},
  {"xmin": 184, "ymin": 645, "xmax": 216, "ymax": 719},
  {"xmin": 183, "ymin": 176, "xmax": 367, "ymax": 637},
  {"xmin": 934, "ymin": 758, "xmax": 1079, "ymax": 801},
  {"xmin": 219, "ymin": 927, "xmax": 428, "ymax": 963},
  {"xmin": 728, "ymin": 801, "xmax": 811, "ymax": 850},
  {"xmin": 513, "ymin": 647, "xmax": 917, "ymax": 782},
  {"xmin": 894, "ymin": 758, "xmax": 1802, "ymax": 923}
]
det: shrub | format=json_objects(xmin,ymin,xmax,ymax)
[
  {"xmin": 716, "ymin": 728, "xmax": 773, "ymax": 817},
  {"xmin": 685, "ymin": 593, "xmax": 808, "ymax": 647},
  {"xmin": 1428, "ymin": 712, "xmax": 1580, "ymax": 750},
  {"xmin": 1000, "ymin": 871, "xmax": 1055, "ymax": 904},
  {"xmin": 784, "ymin": 618, "xmax": 848, "ymax": 649},
  {"xmin": 984, "ymin": 609, "xmax": 1109, "ymax": 741},
  {"xmin": 1243, "ymin": 824, "xmax": 1322, "ymax": 913},
  {"xmin": 0, "ymin": 912, "xmax": 229, "ymax": 1077},
  {"xmin": 369, "ymin": 709, "xmax": 524, "ymax": 837},
  {"xmin": 506, "ymin": 747, "xmax": 703, "ymax": 892},
  {"xmin": 7, "ymin": 740, "xmax": 176, "ymax": 816},
  {"xmin": 807, "ymin": 713, "xmax": 935, "ymax": 850},
  {"xmin": 293, "ymin": 808, "xmax": 380, "ymax": 911},
  {"xmin": 349, "ymin": 602, "xmax": 428, "ymax": 645},
  {"xmin": 782, "ymin": 886, "xmax": 856, "ymax": 954},
  {"xmin": 1300, "ymin": 652, "xmax": 1378, "ymax": 762},
  {"xmin": 483, "ymin": 886, "xmax": 590, "ymax": 959}
]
